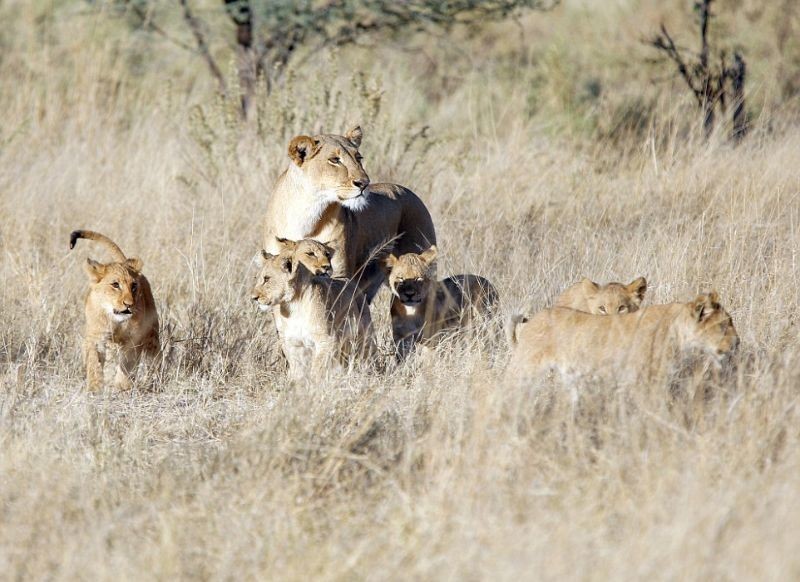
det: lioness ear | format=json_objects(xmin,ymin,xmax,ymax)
[
  {"xmin": 692, "ymin": 293, "xmax": 717, "ymax": 322},
  {"xmin": 420, "ymin": 245, "xmax": 438, "ymax": 265},
  {"xmin": 288, "ymin": 135, "xmax": 318, "ymax": 166},
  {"xmin": 275, "ymin": 236, "xmax": 297, "ymax": 252},
  {"xmin": 84, "ymin": 258, "xmax": 106, "ymax": 282},
  {"xmin": 581, "ymin": 278, "xmax": 600, "ymax": 292},
  {"xmin": 125, "ymin": 257, "xmax": 143, "ymax": 272},
  {"xmin": 345, "ymin": 125, "xmax": 363, "ymax": 148},
  {"xmin": 627, "ymin": 277, "xmax": 647, "ymax": 303}
]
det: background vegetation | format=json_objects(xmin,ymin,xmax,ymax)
[{"xmin": 1, "ymin": 0, "xmax": 799, "ymax": 578}]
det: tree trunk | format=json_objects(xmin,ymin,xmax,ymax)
[{"xmin": 731, "ymin": 52, "xmax": 747, "ymax": 143}]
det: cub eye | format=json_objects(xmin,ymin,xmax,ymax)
[
  {"xmin": 111, "ymin": 282, "xmax": 120, "ymax": 289},
  {"xmin": 328, "ymin": 157, "xmax": 341, "ymax": 165},
  {"xmin": 598, "ymin": 306, "xmax": 607, "ymax": 314},
  {"xmin": 262, "ymin": 276, "xmax": 270, "ymax": 284},
  {"xmin": 325, "ymin": 252, "xmax": 332, "ymax": 259},
  {"xmin": 305, "ymin": 251, "xmax": 315, "ymax": 257},
  {"xmin": 355, "ymin": 154, "xmax": 364, "ymax": 162},
  {"xmin": 618, "ymin": 306, "xmax": 627, "ymax": 313}
]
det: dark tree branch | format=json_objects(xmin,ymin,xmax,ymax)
[{"xmin": 180, "ymin": 0, "xmax": 227, "ymax": 97}]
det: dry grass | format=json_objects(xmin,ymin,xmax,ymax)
[{"xmin": 1, "ymin": 0, "xmax": 800, "ymax": 579}]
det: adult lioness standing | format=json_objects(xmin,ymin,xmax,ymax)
[{"xmin": 264, "ymin": 126, "xmax": 436, "ymax": 302}]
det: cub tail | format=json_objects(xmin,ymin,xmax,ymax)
[
  {"xmin": 69, "ymin": 230, "xmax": 127, "ymax": 262},
  {"xmin": 506, "ymin": 313, "xmax": 529, "ymax": 347}
]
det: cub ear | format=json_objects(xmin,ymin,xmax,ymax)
[
  {"xmin": 627, "ymin": 277, "xmax": 647, "ymax": 303},
  {"xmin": 383, "ymin": 254, "xmax": 398, "ymax": 271},
  {"xmin": 261, "ymin": 250, "xmax": 276, "ymax": 261},
  {"xmin": 281, "ymin": 257, "xmax": 294, "ymax": 274},
  {"xmin": 419, "ymin": 245, "xmax": 438, "ymax": 265},
  {"xmin": 275, "ymin": 236, "xmax": 297, "ymax": 252},
  {"xmin": 580, "ymin": 278, "xmax": 600, "ymax": 292},
  {"xmin": 84, "ymin": 258, "xmax": 106, "ymax": 282},
  {"xmin": 692, "ymin": 292, "xmax": 718, "ymax": 322},
  {"xmin": 125, "ymin": 257, "xmax": 143, "ymax": 273},
  {"xmin": 345, "ymin": 125, "xmax": 363, "ymax": 148},
  {"xmin": 288, "ymin": 135, "xmax": 319, "ymax": 166}
]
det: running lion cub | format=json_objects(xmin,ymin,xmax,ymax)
[
  {"xmin": 70, "ymin": 230, "xmax": 159, "ymax": 391},
  {"xmin": 384, "ymin": 246, "xmax": 499, "ymax": 359},
  {"xmin": 555, "ymin": 277, "xmax": 647, "ymax": 314},
  {"xmin": 506, "ymin": 292, "xmax": 738, "ymax": 386},
  {"xmin": 251, "ymin": 245, "xmax": 375, "ymax": 379}
]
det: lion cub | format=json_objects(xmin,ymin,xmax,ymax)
[
  {"xmin": 555, "ymin": 277, "xmax": 647, "ymax": 314},
  {"xmin": 384, "ymin": 246, "xmax": 499, "ymax": 359},
  {"xmin": 274, "ymin": 236, "xmax": 334, "ymax": 277},
  {"xmin": 251, "ymin": 249, "xmax": 374, "ymax": 379},
  {"xmin": 70, "ymin": 230, "xmax": 159, "ymax": 391},
  {"xmin": 507, "ymin": 292, "xmax": 738, "ymax": 386}
]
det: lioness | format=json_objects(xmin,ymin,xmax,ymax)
[
  {"xmin": 384, "ymin": 246, "xmax": 499, "ymax": 359},
  {"xmin": 263, "ymin": 125, "xmax": 436, "ymax": 302},
  {"xmin": 70, "ymin": 230, "xmax": 159, "ymax": 391},
  {"xmin": 506, "ymin": 292, "xmax": 738, "ymax": 386},
  {"xmin": 251, "ymin": 250, "xmax": 375, "ymax": 379},
  {"xmin": 555, "ymin": 277, "xmax": 647, "ymax": 314}
]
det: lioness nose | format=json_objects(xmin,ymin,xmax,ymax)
[{"xmin": 352, "ymin": 179, "xmax": 369, "ymax": 190}]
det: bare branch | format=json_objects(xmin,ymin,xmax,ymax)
[{"xmin": 180, "ymin": 0, "xmax": 227, "ymax": 96}]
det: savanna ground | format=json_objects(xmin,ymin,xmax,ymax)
[{"xmin": 1, "ymin": 0, "xmax": 800, "ymax": 579}]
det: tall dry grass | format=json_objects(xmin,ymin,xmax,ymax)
[{"xmin": 1, "ymin": 0, "xmax": 799, "ymax": 579}]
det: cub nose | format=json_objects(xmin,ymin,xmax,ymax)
[{"xmin": 352, "ymin": 179, "xmax": 369, "ymax": 190}]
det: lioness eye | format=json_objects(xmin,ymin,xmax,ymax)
[
  {"xmin": 329, "ymin": 157, "xmax": 341, "ymax": 165},
  {"xmin": 111, "ymin": 282, "xmax": 120, "ymax": 289},
  {"xmin": 305, "ymin": 251, "xmax": 315, "ymax": 257}
]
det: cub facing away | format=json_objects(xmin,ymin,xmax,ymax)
[
  {"xmin": 555, "ymin": 277, "xmax": 647, "ymax": 314},
  {"xmin": 384, "ymin": 246, "xmax": 499, "ymax": 359},
  {"xmin": 251, "ymin": 248, "xmax": 375, "ymax": 379},
  {"xmin": 263, "ymin": 125, "xmax": 437, "ymax": 302},
  {"xmin": 70, "ymin": 230, "xmax": 159, "ymax": 391},
  {"xmin": 507, "ymin": 292, "xmax": 738, "ymax": 386}
]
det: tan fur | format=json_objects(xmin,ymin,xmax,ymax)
[
  {"xmin": 507, "ymin": 292, "xmax": 739, "ymax": 386},
  {"xmin": 251, "ymin": 250, "xmax": 375, "ymax": 379},
  {"xmin": 70, "ymin": 230, "xmax": 159, "ymax": 391},
  {"xmin": 555, "ymin": 277, "xmax": 647, "ymax": 314},
  {"xmin": 274, "ymin": 237, "xmax": 334, "ymax": 277},
  {"xmin": 263, "ymin": 125, "xmax": 436, "ymax": 302},
  {"xmin": 384, "ymin": 246, "xmax": 499, "ymax": 359}
]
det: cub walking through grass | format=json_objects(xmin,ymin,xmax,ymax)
[
  {"xmin": 506, "ymin": 292, "xmax": 739, "ymax": 387},
  {"xmin": 384, "ymin": 246, "xmax": 499, "ymax": 359},
  {"xmin": 70, "ymin": 230, "xmax": 160, "ymax": 391},
  {"xmin": 251, "ymin": 246, "xmax": 375, "ymax": 379}
]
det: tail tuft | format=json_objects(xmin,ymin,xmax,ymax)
[
  {"xmin": 506, "ymin": 313, "xmax": 528, "ymax": 347},
  {"xmin": 69, "ymin": 230, "xmax": 83, "ymax": 250}
]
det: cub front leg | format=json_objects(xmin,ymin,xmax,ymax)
[
  {"xmin": 83, "ymin": 338, "xmax": 106, "ymax": 392},
  {"xmin": 114, "ymin": 346, "xmax": 140, "ymax": 390}
]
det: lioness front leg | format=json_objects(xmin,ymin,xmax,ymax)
[{"xmin": 83, "ymin": 338, "xmax": 106, "ymax": 392}]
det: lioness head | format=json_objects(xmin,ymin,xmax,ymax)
[
  {"xmin": 686, "ymin": 292, "xmax": 739, "ymax": 358},
  {"xmin": 84, "ymin": 257, "xmax": 145, "ymax": 322},
  {"xmin": 384, "ymin": 246, "xmax": 438, "ymax": 306},
  {"xmin": 287, "ymin": 125, "xmax": 370, "ymax": 211},
  {"xmin": 275, "ymin": 237, "xmax": 334, "ymax": 277},
  {"xmin": 583, "ymin": 277, "xmax": 647, "ymax": 314},
  {"xmin": 251, "ymin": 251, "xmax": 299, "ymax": 310}
]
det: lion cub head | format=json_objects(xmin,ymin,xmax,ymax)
[
  {"xmin": 251, "ymin": 251, "xmax": 301, "ymax": 311},
  {"xmin": 275, "ymin": 237, "xmax": 334, "ymax": 277},
  {"xmin": 687, "ymin": 292, "xmax": 739, "ymax": 358},
  {"xmin": 287, "ymin": 125, "xmax": 370, "ymax": 210},
  {"xmin": 84, "ymin": 257, "xmax": 145, "ymax": 323},
  {"xmin": 556, "ymin": 277, "xmax": 647, "ymax": 315},
  {"xmin": 384, "ymin": 246, "xmax": 438, "ymax": 306}
]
